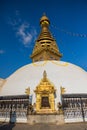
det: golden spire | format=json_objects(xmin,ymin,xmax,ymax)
[
  {"xmin": 37, "ymin": 14, "xmax": 53, "ymax": 42},
  {"xmin": 30, "ymin": 14, "xmax": 62, "ymax": 62}
]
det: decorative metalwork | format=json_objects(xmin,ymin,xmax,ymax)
[
  {"xmin": 62, "ymin": 94, "xmax": 87, "ymax": 122},
  {"xmin": 0, "ymin": 95, "xmax": 29, "ymax": 123},
  {"xmin": 34, "ymin": 70, "xmax": 56, "ymax": 113}
]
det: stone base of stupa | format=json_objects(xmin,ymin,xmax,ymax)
[{"xmin": 27, "ymin": 114, "xmax": 64, "ymax": 125}]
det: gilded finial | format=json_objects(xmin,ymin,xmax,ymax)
[
  {"xmin": 43, "ymin": 70, "xmax": 47, "ymax": 79},
  {"xmin": 25, "ymin": 87, "xmax": 30, "ymax": 95},
  {"xmin": 60, "ymin": 86, "xmax": 66, "ymax": 95},
  {"xmin": 40, "ymin": 14, "xmax": 50, "ymax": 26}
]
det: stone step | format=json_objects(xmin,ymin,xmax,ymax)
[{"xmin": 27, "ymin": 114, "xmax": 64, "ymax": 125}]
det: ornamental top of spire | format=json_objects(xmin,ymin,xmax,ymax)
[
  {"xmin": 43, "ymin": 70, "xmax": 47, "ymax": 80},
  {"xmin": 40, "ymin": 14, "xmax": 50, "ymax": 26}
]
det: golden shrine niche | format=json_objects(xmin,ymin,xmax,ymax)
[{"xmin": 34, "ymin": 70, "xmax": 56, "ymax": 114}]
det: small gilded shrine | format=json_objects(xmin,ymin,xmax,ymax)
[{"xmin": 34, "ymin": 70, "xmax": 56, "ymax": 113}]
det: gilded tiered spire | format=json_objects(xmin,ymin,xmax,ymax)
[{"xmin": 30, "ymin": 14, "xmax": 62, "ymax": 62}]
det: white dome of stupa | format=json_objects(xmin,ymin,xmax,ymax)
[{"xmin": 0, "ymin": 60, "xmax": 87, "ymax": 109}]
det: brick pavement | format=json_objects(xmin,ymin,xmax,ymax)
[{"xmin": 0, "ymin": 122, "xmax": 87, "ymax": 130}]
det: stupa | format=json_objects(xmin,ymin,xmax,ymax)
[{"xmin": 0, "ymin": 14, "xmax": 87, "ymax": 123}]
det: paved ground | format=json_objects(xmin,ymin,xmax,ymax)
[{"xmin": 0, "ymin": 122, "xmax": 87, "ymax": 130}]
